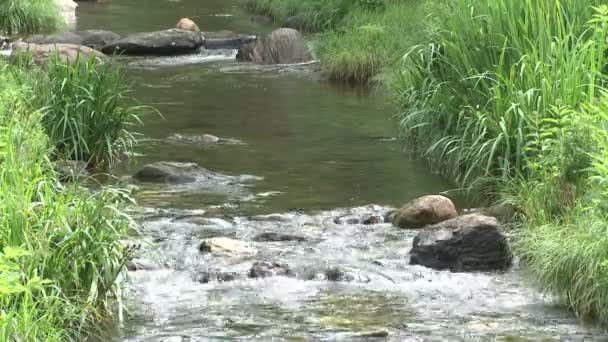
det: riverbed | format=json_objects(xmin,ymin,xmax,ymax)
[{"xmin": 74, "ymin": 0, "xmax": 608, "ymax": 340}]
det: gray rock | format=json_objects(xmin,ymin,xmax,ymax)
[
  {"xmin": 199, "ymin": 237, "xmax": 257, "ymax": 256},
  {"xmin": 11, "ymin": 42, "xmax": 108, "ymax": 65},
  {"xmin": 409, "ymin": 214, "xmax": 512, "ymax": 272},
  {"xmin": 196, "ymin": 269, "xmax": 239, "ymax": 283},
  {"xmin": 204, "ymin": 31, "xmax": 257, "ymax": 50},
  {"xmin": 392, "ymin": 195, "xmax": 457, "ymax": 228},
  {"xmin": 26, "ymin": 30, "xmax": 121, "ymax": 50},
  {"xmin": 133, "ymin": 162, "xmax": 203, "ymax": 184},
  {"xmin": 253, "ymin": 232, "xmax": 306, "ymax": 242},
  {"xmin": 362, "ymin": 215, "xmax": 383, "ymax": 225},
  {"xmin": 236, "ymin": 28, "xmax": 311, "ymax": 64},
  {"xmin": 101, "ymin": 29, "xmax": 204, "ymax": 55},
  {"xmin": 249, "ymin": 261, "xmax": 291, "ymax": 278}
]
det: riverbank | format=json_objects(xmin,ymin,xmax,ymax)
[
  {"xmin": 0, "ymin": 54, "xmax": 139, "ymax": 341},
  {"xmin": 248, "ymin": 0, "xmax": 608, "ymax": 327}
]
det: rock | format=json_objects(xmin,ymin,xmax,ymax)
[
  {"xmin": 362, "ymin": 215, "xmax": 383, "ymax": 225},
  {"xmin": 200, "ymin": 134, "xmax": 220, "ymax": 144},
  {"xmin": 306, "ymin": 266, "xmax": 371, "ymax": 283},
  {"xmin": 0, "ymin": 36, "xmax": 10, "ymax": 45},
  {"xmin": 409, "ymin": 214, "xmax": 512, "ymax": 271},
  {"xmin": 392, "ymin": 195, "xmax": 457, "ymax": 228},
  {"xmin": 11, "ymin": 42, "xmax": 108, "ymax": 65},
  {"xmin": 253, "ymin": 232, "xmax": 306, "ymax": 242},
  {"xmin": 176, "ymin": 18, "xmax": 200, "ymax": 33},
  {"xmin": 249, "ymin": 261, "xmax": 290, "ymax": 278},
  {"xmin": 127, "ymin": 258, "xmax": 161, "ymax": 271},
  {"xmin": 203, "ymin": 31, "xmax": 257, "ymax": 49},
  {"xmin": 333, "ymin": 216, "xmax": 360, "ymax": 225},
  {"xmin": 196, "ymin": 269, "xmax": 239, "ymax": 283},
  {"xmin": 199, "ymin": 237, "xmax": 257, "ymax": 256},
  {"xmin": 462, "ymin": 204, "xmax": 516, "ymax": 222},
  {"xmin": 133, "ymin": 161, "xmax": 202, "ymax": 184},
  {"xmin": 251, "ymin": 15, "xmax": 272, "ymax": 25},
  {"xmin": 101, "ymin": 29, "xmax": 204, "ymax": 55},
  {"xmin": 236, "ymin": 28, "xmax": 311, "ymax": 64},
  {"xmin": 55, "ymin": 160, "xmax": 89, "ymax": 181},
  {"xmin": 26, "ymin": 30, "xmax": 121, "ymax": 50}
]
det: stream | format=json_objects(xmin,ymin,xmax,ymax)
[{"xmin": 72, "ymin": 0, "xmax": 608, "ymax": 340}]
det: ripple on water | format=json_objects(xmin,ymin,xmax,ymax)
[{"xmin": 121, "ymin": 205, "xmax": 607, "ymax": 340}]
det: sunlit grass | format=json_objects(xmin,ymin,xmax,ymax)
[{"xmin": 0, "ymin": 0, "xmax": 61, "ymax": 35}]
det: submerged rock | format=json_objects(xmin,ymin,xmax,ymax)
[
  {"xmin": 11, "ymin": 42, "xmax": 108, "ymax": 65},
  {"xmin": 199, "ymin": 237, "xmax": 257, "ymax": 256},
  {"xmin": 236, "ymin": 28, "xmax": 311, "ymax": 64},
  {"xmin": 176, "ymin": 18, "xmax": 200, "ymax": 33},
  {"xmin": 133, "ymin": 162, "xmax": 202, "ymax": 184},
  {"xmin": 26, "ymin": 30, "xmax": 121, "ymax": 50},
  {"xmin": 101, "ymin": 29, "xmax": 204, "ymax": 55},
  {"xmin": 196, "ymin": 269, "xmax": 239, "ymax": 283},
  {"xmin": 409, "ymin": 214, "xmax": 512, "ymax": 271},
  {"xmin": 305, "ymin": 266, "xmax": 371, "ymax": 283},
  {"xmin": 203, "ymin": 31, "xmax": 257, "ymax": 50},
  {"xmin": 127, "ymin": 258, "xmax": 161, "ymax": 271},
  {"xmin": 249, "ymin": 261, "xmax": 291, "ymax": 278},
  {"xmin": 333, "ymin": 216, "xmax": 360, "ymax": 225},
  {"xmin": 392, "ymin": 195, "xmax": 457, "ymax": 228},
  {"xmin": 253, "ymin": 232, "xmax": 306, "ymax": 242},
  {"xmin": 362, "ymin": 215, "xmax": 383, "ymax": 225}
]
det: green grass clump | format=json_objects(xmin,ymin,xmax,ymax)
[
  {"xmin": 0, "ymin": 60, "xmax": 137, "ymax": 339},
  {"xmin": 0, "ymin": 0, "xmax": 62, "ymax": 35},
  {"xmin": 15, "ymin": 55, "xmax": 143, "ymax": 169}
]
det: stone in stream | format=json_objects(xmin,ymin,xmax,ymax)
[
  {"xmin": 236, "ymin": 28, "xmax": 312, "ymax": 64},
  {"xmin": 392, "ymin": 195, "xmax": 457, "ymax": 228},
  {"xmin": 249, "ymin": 261, "xmax": 291, "ymax": 278},
  {"xmin": 409, "ymin": 214, "xmax": 512, "ymax": 272},
  {"xmin": 11, "ymin": 42, "xmax": 108, "ymax": 65},
  {"xmin": 101, "ymin": 29, "xmax": 204, "ymax": 55},
  {"xmin": 26, "ymin": 30, "xmax": 121, "ymax": 50},
  {"xmin": 176, "ymin": 18, "xmax": 201, "ymax": 33},
  {"xmin": 305, "ymin": 266, "xmax": 371, "ymax": 283},
  {"xmin": 199, "ymin": 237, "xmax": 257, "ymax": 256},
  {"xmin": 196, "ymin": 269, "xmax": 240, "ymax": 283},
  {"xmin": 362, "ymin": 215, "xmax": 383, "ymax": 225},
  {"xmin": 133, "ymin": 161, "xmax": 204, "ymax": 184},
  {"xmin": 203, "ymin": 30, "xmax": 257, "ymax": 50},
  {"xmin": 383, "ymin": 210, "xmax": 397, "ymax": 223},
  {"xmin": 253, "ymin": 232, "xmax": 307, "ymax": 242}
]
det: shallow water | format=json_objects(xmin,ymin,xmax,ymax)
[{"xmin": 73, "ymin": 1, "xmax": 608, "ymax": 340}]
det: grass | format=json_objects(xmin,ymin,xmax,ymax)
[
  {"xmin": 393, "ymin": 0, "xmax": 608, "ymax": 325},
  {"xmin": 0, "ymin": 55, "xmax": 139, "ymax": 339},
  {"xmin": 0, "ymin": 0, "xmax": 62, "ymax": 35},
  {"xmin": 13, "ymin": 54, "xmax": 143, "ymax": 170}
]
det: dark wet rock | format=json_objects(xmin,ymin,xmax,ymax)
[
  {"xmin": 393, "ymin": 195, "xmax": 457, "ymax": 228},
  {"xmin": 306, "ymin": 266, "xmax": 371, "ymax": 283},
  {"xmin": 353, "ymin": 330, "xmax": 390, "ymax": 338},
  {"xmin": 249, "ymin": 261, "xmax": 291, "ymax": 278},
  {"xmin": 236, "ymin": 28, "xmax": 311, "ymax": 64},
  {"xmin": 11, "ymin": 42, "xmax": 108, "ymax": 65},
  {"xmin": 253, "ymin": 232, "xmax": 306, "ymax": 242},
  {"xmin": 134, "ymin": 162, "xmax": 200, "ymax": 184},
  {"xmin": 101, "ymin": 29, "xmax": 204, "ymax": 55},
  {"xmin": 282, "ymin": 15, "xmax": 307, "ymax": 30},
  {"xmin": 362, "ymin": 215, "xmax": 383, "ymax": 225},
  {"xmin": 251, "ymin": 15, "xmax": 272, "ymax": 25},
  {"xmin": 26, "ymin": 30, "xmax": 121, "ymax": 50},
  {"xmin": 199, "ymin": 237, "xmax": 257, "ymax": 256},
  {"xmin": 0, "ymin": 35, "xmax": 10, "ymax": 45},
  {"xmin": 196, "ymin": 269, "xmax": 239, "ymax": 283},
  {"xmin": 176, "ymin": 18, "xmax": 200, "ymax": 33},
  {"xmin": 204, "ymin": 31, "xmax": 257, "ymax": 50},
  {"xmin": 409, "ymin": 214, "xmax": 512, "ymax": 272},
  {"xmin": 55, "ymin": 160, "xmax": 88, "ymax": 181}
]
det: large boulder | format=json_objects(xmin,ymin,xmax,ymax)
[
  {"xmin": 236, "ymin": 28, "xmax": 311, "ymax": 64},
  {"xmin": 101, "ymin": 29, "xmax": 204, "ymax": 55},
  {"xmin": 409, "ymin": 214, "xmax": 512, "ymax": 272},
  {"xmin": 133, "ymin": 162, "xmax": 203, "ymax": 184},
  {"xmin": 176, "ymin": 18, "xmax": 200, "ymax": 33},
  {"xmin": 26, "ymin": 30, "xmax": 121, "ymax": 50},
  {"xmin": 392, "ymin": 195, "xmax": 457, "ymax": 228},
  {"xmin": 11, "ymin": 42, "xmax": 108, "ymax": 65},
  {"xmin": 199, "ymin": 237, "xmax": 257, "ymax": 256}
]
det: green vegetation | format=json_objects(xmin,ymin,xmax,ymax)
[
  {"xmin": 252, "ymin": 0, "xmax": 608, "ymax": 327},
  {"xmin": 0, "ymin": 0, "xmax": 62, "ymax": 35},
  {"xmin": 0, "ymin": 55, "xmax": 139, "ymax": 339}
]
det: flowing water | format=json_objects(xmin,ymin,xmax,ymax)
[{"xmin": 73, "ymin": 1, "xmax": 608, "ymax": 340}]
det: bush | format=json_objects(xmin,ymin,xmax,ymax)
[{"xmin": 0, "ymin": 0, "xmax": 61, "ymax": 35}]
